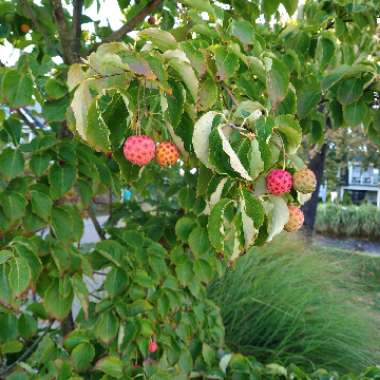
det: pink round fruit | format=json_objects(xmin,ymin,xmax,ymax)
[
  {"xmin": 123, "ymin": 135, "xmax": 156, "ymax": 166},
  {"xmin": 266, "ymin": 169, "xmax": 293, "ymax": 195},
  {"xmin": 284, "ymin": 205, "xmax": 304, "ymax": 232},
  {"xmin": 148, "ymin": 341, "xmax": 158, "ymax": 353}
]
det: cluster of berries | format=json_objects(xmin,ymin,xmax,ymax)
[
  {"xmin": 266, "ymin": 168, "xmax": 317, "ymax": 232},
  {"xmin": 123, "ymin": 135, "xmax": 179, "ymax": 167}
]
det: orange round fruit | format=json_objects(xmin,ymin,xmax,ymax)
[
  {"xmin": 20, "ymin": 23, "xmax": 30, "ymax": 33},
  {"xmin": 155, "ymin": 141, "xmax": 179, "ymax": 167},
  {"xmin": 284, "ymin": 206, "xmax": 304, "ymax": 232}
]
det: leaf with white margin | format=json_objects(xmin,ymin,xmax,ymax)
[
  {"xmin": 263, "ymin": 196, "xmax": 289, "ymax": 241},
  {"xmin": 67, "ymin": 64, "xmax": 86, "ymax": 91},
  {"xmin": 230, "ymin": 215, "xmax": 243, "ymax": 262},
  {"xmin": 219, "ymin": 354, "xmax": 232, "ymax": 374},
  {"xmin": 168, "ymin": 58, "xmax": 199, "ymax": 101},
  {"xmin": 193, "ymin": 111, "xmax": 219, "ymax": 167},
  {"xmin": 71, "ymin": 79, "xmax": 94, "ymax": 140},
  {"xmin": 215, "ymin": 126, "xmax": 252, "ymax": 181},
  {"xmin": 240, "ymin": 188, "xmax": 264, "ymax": 248},
  {"xmin": 138, "ymin": 28, "xmax": 178, "ymax": 51},
  {"xmin": 165, "ymin": 122, "xmax": 189, "ymax": 161},
  {"xmin": 297, "ymin": 192, "xmax": 312, "ymax": 205},
  {"xmin": 209, "ymin": 177, "xmax": 228, "ymax": 208},
  {"xmin": 208, "ymin": 198, "xmax": 232, "ymax": 251},
  {"xmin": 249, "ymin": 139, "xmax": 264, "ymax": 180},
  {"xmin": 163, "ymin": 49, "xmax": 191, "ymax": 64},
  {"xmin": 234, "ymin": 100, "xmax": 265, "ymax": 122}
]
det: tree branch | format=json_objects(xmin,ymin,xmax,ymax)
[
  {"xmin": 88, "ymin": 204, "xmax": 106, "ymax": 240},
  {"xmin": 0, "ymin": 321, "xmax": 53, "ymax": 377},
  {"xmin": 72, "ymin": 0, "xmax": 84, "ymax": 62},
  {"xmin": 50, "ymin": 0, "xmax": 74, "ymax": 64},
  {"xmin": 102, "ymin": 0, "xmax": 163, "ymax": 43}
]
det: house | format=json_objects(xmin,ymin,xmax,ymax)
[{"xmin": 339, "ymin": 161, "xmax": 380, "ymax": 208}]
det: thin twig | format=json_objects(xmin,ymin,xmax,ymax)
[
  {"xmin": 0, "ymin": 321, "xmax": 53, "ymax": 377},
  {"xmin": 102, "ymin": 0, "xmax": 163, "ymax": 42},
  {"xmin": 88, "ymin": 204, "xmax": 106, "ymax": 240},
  {"xmin": 72, "ymin": 0, "xmax": 84, "ymax": 62},
  {"xmin": 221, "ymin": 82, "xmax": 239, "ymax": 106},
  {"xmin": 50, "ymin": 0, "xmax": 74, "ymax": 64}
]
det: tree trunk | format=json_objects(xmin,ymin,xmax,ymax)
[{"xmin": 302, "ymin": 143, "xmax": 328, "ymax": 234}]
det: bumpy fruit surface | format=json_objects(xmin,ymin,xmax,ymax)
[
  {"xmin": 284, "ymin": 206, "xmax": 304, "ymax": 232},
  {"xmin": 266, "ymin": 169, "xmax": 293, "ymax": 195},
  {"xmin": 155, "ymin": 141, "xmax": 179, "ymax": 166},
  {"xmin": 123, "ymin": 135, "xmax": 155, "ymax": 166},
  {"xmin": 293, "ymin": 168, "xmax": 317, "ymax": 194},
  {"xmin": 148, "ymin": 341, "xmax": 158, "ymax": 353}
]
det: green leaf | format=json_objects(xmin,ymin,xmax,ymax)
[
  {"xmin": 267, "ymin": 58, "xmax": 289, "ymax": 109},
  {"xmin": 175, "ymin": 217, "xmax": 197, "ymax": 242},
  {"xmin": 95, "ymin": 356, "xmax": 123, "ymax": 378},
  {"xmin": 180, "ymin": 0, "xmax": 216, "ymax": 17},
  {"xmin": 166, "ymin": 80, "xmax": 185, "ymax": 127},
  {"xmin": 138, "ymin": 28, "xmax": 177, "ymax": 51},
  {"xmin": 297, "ymin": 85, "xmax": 321, "ymax": 119},
  {"xmin": 0, "ymin": 148, "xmax": 24, "ymax": 180},
  {"xmin": 188, "ymin": 226, "xmax": 210, "ymax": 256},
  {"xmin": 45, "ymin": 78, "xmax": 67, "ymax": 99},
  {"xmin": 30, "ymin": 154, "xmax": 51, "ymax": 176},
  {"xmin": 262, "ymin": 0, "xmax": 280, "ymax": 17},
  {"xmin": 87, "ymin": 99, "xmax": 111, "ymax": 153},
  {"xmin": 71, "ymin": 273, "xmax": 89, "ymax": 318},
  {"xmin": 213, "ymin": 45, "xmax": 240, "ymax": 81},
  {"xmin": 175, "ymin": 257, "xmax": 193, "ymax": 287},
  {"xmin": 199, "ymin": 75, "xmax": 218, "ymax": 111},
  {"xmin": 208, "ymin": 199, "xmax": 232, "ymax": 252},
  {"xmin": 343, "ymin": 100, "xmax": 367, "ymax": 126},
  {"xmin": 282, "ymin": 0, "xmax": 297, "ymax": 15},
  {"xmin": 275, "ymin": 115, "xmax": 302, "ymax": 154},
  {"xmin": 263, "ymin": 196, "xmax": 289, "ymax": 241},
  {"xmin": 1, "ymin": 192, "xmax": 26, "ymax": 221},
  {"xmin": 96, "ymin": 240, "xmax": 125, "ymax": 267},
  {"xmin": 231, "ymin": 20, "xmax": 255, "ymax": 45},
  {"xmin": 44, "ymin": 279, "xmax": 73, "ymax": 320},
  {"xmin": 0, "ymin": 250, "xmax": 13, "ymax": 265},
  {"xmin": 8, "ymin": 257, "xmax": 31, "ymax": 297},
  {"xmin": 249, "ymin": 139, "xmax": 264, "ymax": 180},
  {"xmin": 71, "ymin": 342, "xmax": 95, "ymax": 373},
  {"xmin": 134, "ymin": 269, "xmax": 155, "ymax": 288},
  {"xmin": 30, "ymin": 190, "xmax": 52, "ymax": 221},
  {"xmin": 168, "ymin": 58, "xmax": 199, "ymax": 101},
  {"xmin": 317, "ymin": 36, "xmax": 335, "ymax": 71},
  {"xmin": 18, "ymin": 314, "xmax": 37, "ymax": 339},
  {"xmin": 1, "ymin": 70, "xmax": 33, "ymax": 108},
  {"xmin": 337, "ymin": 77, "xmax": 363, "ymax": 105},
  {"xmin": 2, "ymin": 340, "xmax": 23, "ymax": 354},
  {"xmin": 95, "ymin": 311, "xmax": 119, "ymax": 344},
  {"xmin": 104, "ymin": 268, "xmax": 128, "ymax": 297},
  {"xmin": 49, "ymin": 163, "xmax": 76, "ymax": 200},
  {"xmin": 51, "ymin": 206, "xmax": 73, "ymax": 241}
]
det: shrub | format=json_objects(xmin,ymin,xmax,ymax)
[
  {"xmin": 316, "ymin": 203, "xmax": 380, "ymax": 239},
  {"xmin": 208, "ymin": 237, "xmax": 380, "ymax": 373}
]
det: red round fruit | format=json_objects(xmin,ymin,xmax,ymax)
[
  {"xmin": 284, "ymin": 205, "xmax": 304, "ymax": 232},
  {"xmin": 266, "ymin": 169, "xmax": 293, "ymax": 195},
  {"xmin": 148, "ymin": 341, "xmax": 158, "ymax": 353},
  {"xmin": 155, "ymin": 141, "xmax": 179, "ymax": 167},
  {"xmin": 123, "ymin": 135, "xmax": 156, "ymax": 166},
  {"xmin": 20, "ymin": 23, "xmax": 30, "ymax": 33}
]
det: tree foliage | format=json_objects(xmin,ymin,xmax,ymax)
[{"xmin": 0, "ymin": 0, "xmax": 378, "ymax": 378}]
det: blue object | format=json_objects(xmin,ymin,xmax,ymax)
[{"xmin": 122, "ymin": 188, "xmax": 132, "ymax": 202}]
